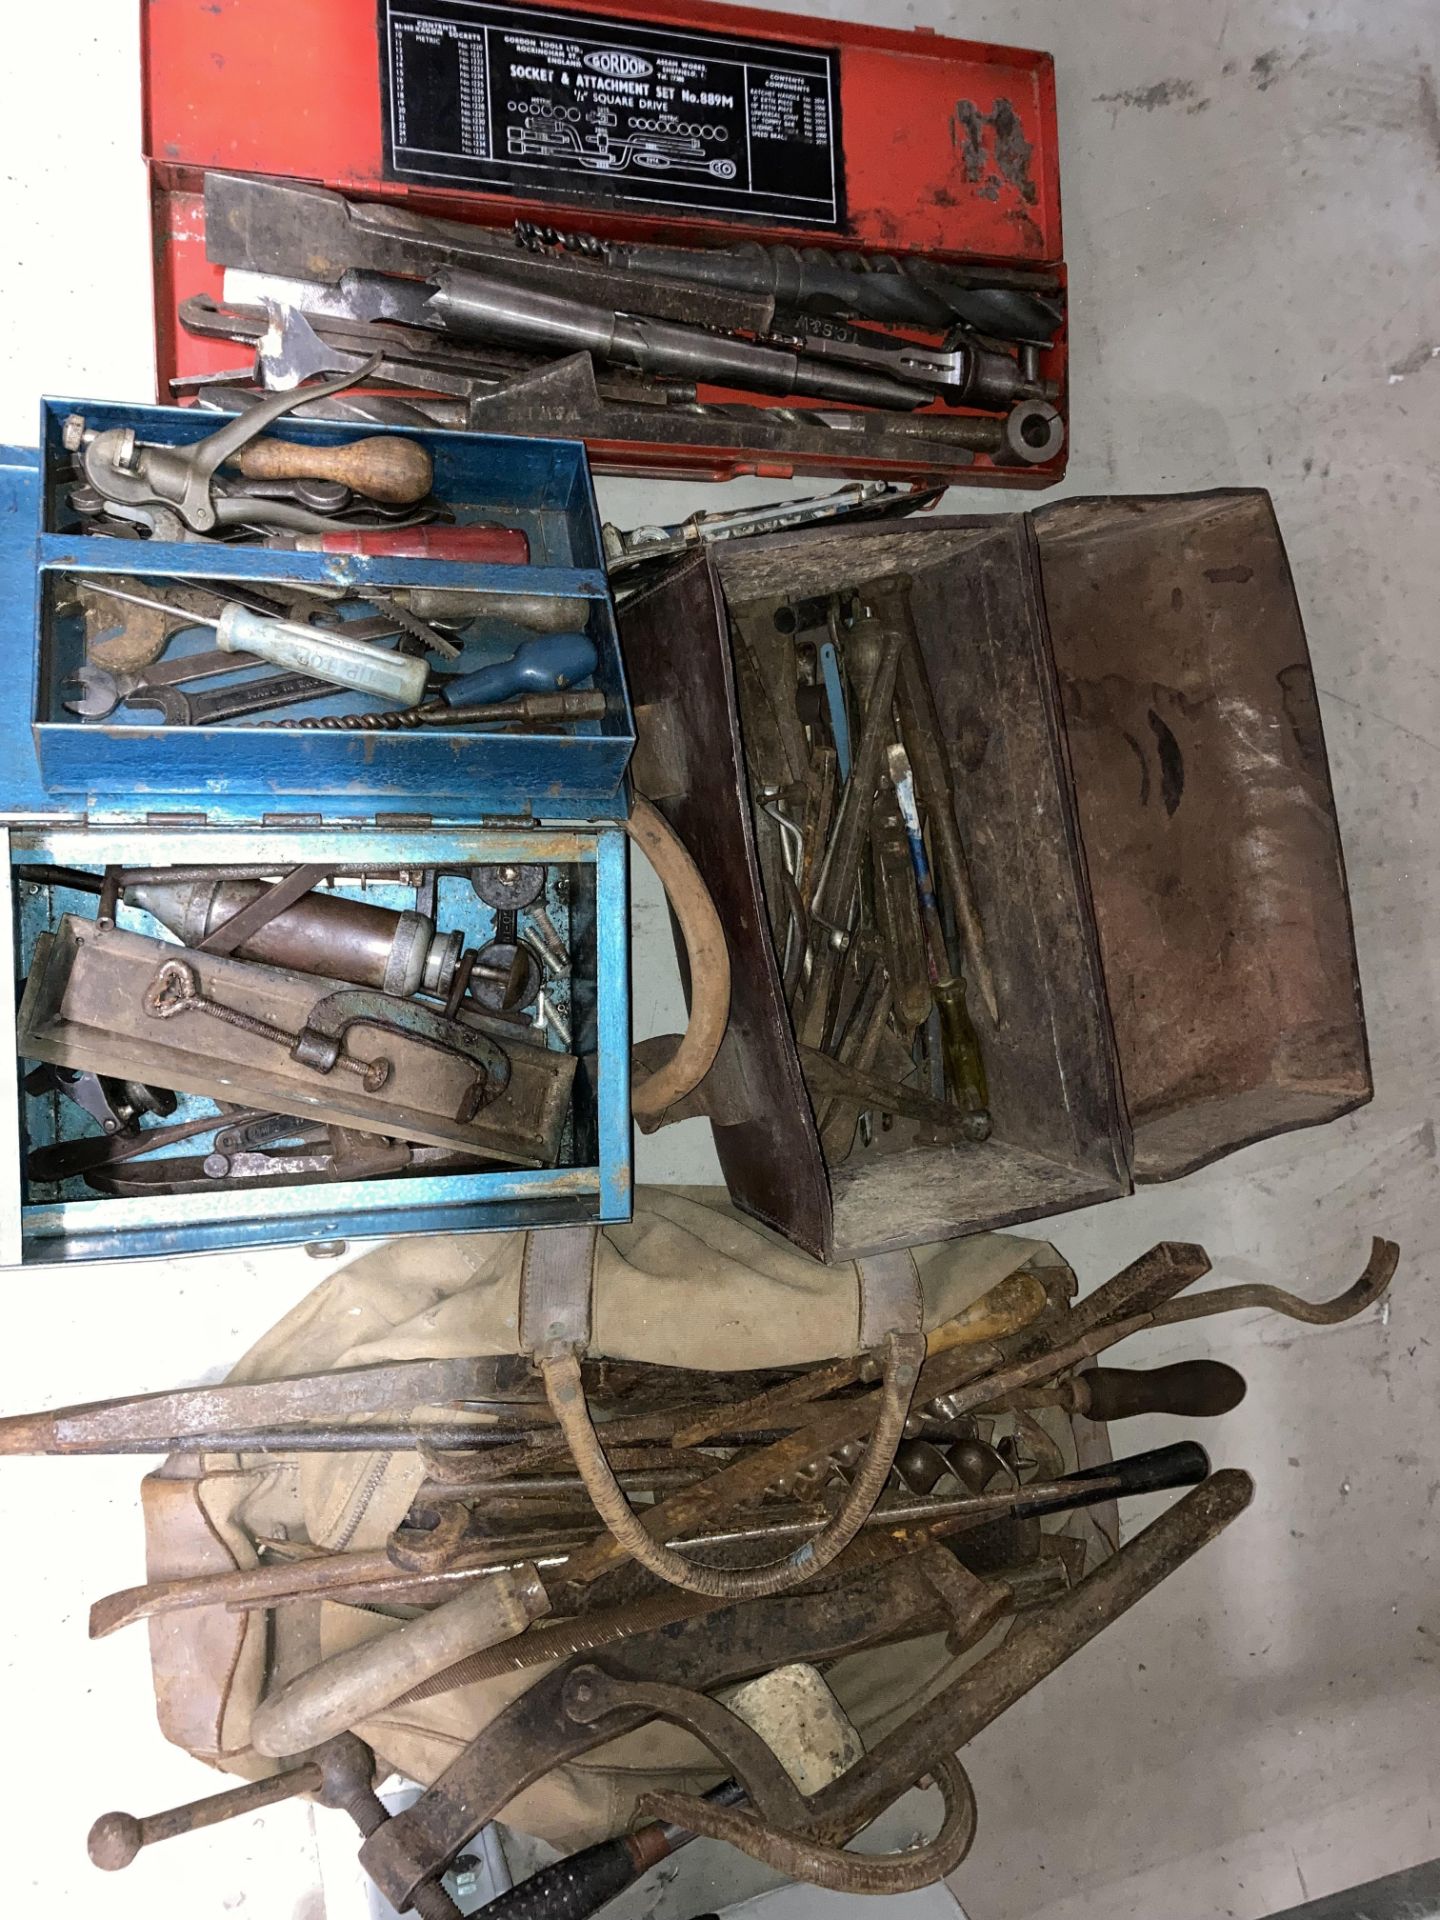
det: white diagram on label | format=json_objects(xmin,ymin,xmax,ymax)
[{"xmin": 506, "ymin": 98, "xmax": 738, "ymax": 178}]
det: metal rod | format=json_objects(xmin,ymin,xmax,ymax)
[
  {"xmin": 88, "ymin": 1762, "xmax": 323, "ymax": 1870},
  {"xmin": 806, "ymin": 1470, "xmax": 1253, "ymax": 1841}
]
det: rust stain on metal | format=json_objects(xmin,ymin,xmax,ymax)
[
  {"xmin": 1276, "ymin": 664, "xmax": 1325, "ymax": 775},
  {"xmin": 1145, "ymin": 709, "xmax": 1185, "ymax": 816},
  {"xmin": 950, "ymin": 99, "xmax": 1038, "ymax": 207}
]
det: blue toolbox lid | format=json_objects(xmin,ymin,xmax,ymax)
[{"xmin": 7, "ymin": 403, "xmax": 634, "ymax": 827}]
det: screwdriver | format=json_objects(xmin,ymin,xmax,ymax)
[
  {"xmin": 441, "ymin": 630, "xmax": 597, "ymax": 704},
  {"xmin": 984, "ymin": 1360, "xmax": 1248, "ymax": 1423},
  {"xmin": 276, "ymin": 634, "xmax": 601, "ymax": 730},
  {"xmin": 888, "ymin": 745, "xmax": 990, "ymax": 1138},
  {"xmin": 75, "ymin": 582, "xmax": 429, "ymax": 705}
]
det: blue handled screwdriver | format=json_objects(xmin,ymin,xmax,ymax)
[
  {"xmin": 277, "ymin": 632, "xmax": 602, "ymax": 730},
  {"xmin": 442, "ymin": 630, "xmax": 598, "ymax": 705}
]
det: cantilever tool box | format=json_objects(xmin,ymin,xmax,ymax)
[
  {"xmin": 0, "ymin": 407, "xmax": 634, "ymax": 1267},
  {"xmin": 623, "ymin": 491, "xmax": 1373, "ymax": 1261},
  {"xmin": 139, "ymin": 0, "xmax": 1066, "ymax": 487}
]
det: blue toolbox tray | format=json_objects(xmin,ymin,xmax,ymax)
[
  {"xmin": 33, "ymin": 400, "xmax": 634, "ymax": 810},
  {"xmin": 0, "ymin": 416, "xmax": 634, "ymax": 1266}
]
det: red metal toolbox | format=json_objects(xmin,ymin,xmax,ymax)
[{"xmin": 141, "ymin": 0, "xmax": 1067, "ymax": 485}]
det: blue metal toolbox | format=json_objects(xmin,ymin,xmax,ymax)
[{"xmin": 0, "ymin": 407, "xmax": 634, "ymax": 1266}]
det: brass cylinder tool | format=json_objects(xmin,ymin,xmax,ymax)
[{"xmin": 128, "ymin": 877, "xmax": 462, "ymax": 997}]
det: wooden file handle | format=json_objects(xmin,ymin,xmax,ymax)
[{"xmin": 235, "ymin": 434, "xmax": 433, "ymax": 505}]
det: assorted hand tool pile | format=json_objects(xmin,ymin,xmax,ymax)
[
  {"xmin": 0, "ymin": 1236, "xmax": 1396, "ymax": 1912},
  {"xmin": 17, "ymin": 859, "xmax": 578, "ymax": 1198},
  {"xmin": 175, "ymin": 173, "xmax": 1066, "ymax": 465},
  {"xmin": 56, "ymin": 372, "xmax": 602, "ymax": 734},
  {"xmin": 733, "ymin": 573, "xmax": 993, "ymax": 1162},
  {"xmin": 57, "ymin": 569, "xmax": 601, "ymax": 733},
  {"xmin": 0, "ymin": 9, "xmax": 1387, "ymax": 1916}
]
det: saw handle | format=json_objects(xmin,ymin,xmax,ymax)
[{"xmin": 233, "ymin": 434, "xmax": 433, "ymax": 505}]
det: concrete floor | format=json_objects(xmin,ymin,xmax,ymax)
[{"xmin": 1, "ymin": 1, "xmax": 1437, "ymax": 1916}]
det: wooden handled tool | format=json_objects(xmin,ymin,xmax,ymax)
[
  {"xmin": 248, "ymin": 1562, "xmax": 550, "ymax": 1757},
  {"xmin": 988, "ymin": 1359, "xmax": 1247, "ymax": 1422},
  {"xmin": 234, "ymin": 433, "xmax": 433, "ymax": 504}
]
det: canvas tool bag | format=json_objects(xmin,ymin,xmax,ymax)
[{"xmin": 139, "ymin": 1188, "xmax": 1110, "ymax": 1851}]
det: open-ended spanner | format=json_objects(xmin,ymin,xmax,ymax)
[
  {"xmin": 66, "ymin": 613, "xmax": 407, "ymax": 719},
  {"xmin": 65, "ymin": 650, "xmax": 268, "ymax": 719},
  {"xmin": 122, "ymin": 670, "xmax": 341, "ymax": 726}
]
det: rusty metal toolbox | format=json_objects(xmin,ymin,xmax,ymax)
[
  {"xmin": 0, "ymin": 414, "xmax": 633, "ymax": 1266},
  {"xmin": 140, "ymin": 0, "xmax": 1067, "ymax": 487},
  {"xmin": 622, "ymin": 489, "xmax": 1372, "ymax": 1261}
]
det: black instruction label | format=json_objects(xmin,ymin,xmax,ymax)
[{"xmin": 379, "ymin": 0, "xmax": 844, "ymax": 228}]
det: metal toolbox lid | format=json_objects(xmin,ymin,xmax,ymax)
[
  {"xmin": 7, "ymin": 402, "xmax": 634, "ymax": 828},
  {"xmin": 140, "ymin": 0, "xmax": 1067, "ymax": 488},
  {"xmin": 1030, "ymin": 488, "xmax": 1372, "ymax": 1178}
]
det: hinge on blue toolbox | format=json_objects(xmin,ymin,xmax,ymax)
[
  {"xmin": 261, "ymin": 813, "xmax": 326, "ymax": 828},
  {"xmin": 144, "ymin": 811, "xmax": 210, "ymax": 827}
]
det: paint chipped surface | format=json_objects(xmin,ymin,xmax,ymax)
[{"xmin": 950, "ymin": 97, "xmax": 1038, "ymax": 206}]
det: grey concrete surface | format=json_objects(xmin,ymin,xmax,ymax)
[{"xmin": 0, "ymin": 2, "xmax": 1436, "ymax": 1918}]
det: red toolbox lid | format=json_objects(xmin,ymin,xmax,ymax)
[{"xmin": 141, "ymin": 0, "xmax": 1066, "ymax": 485}]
